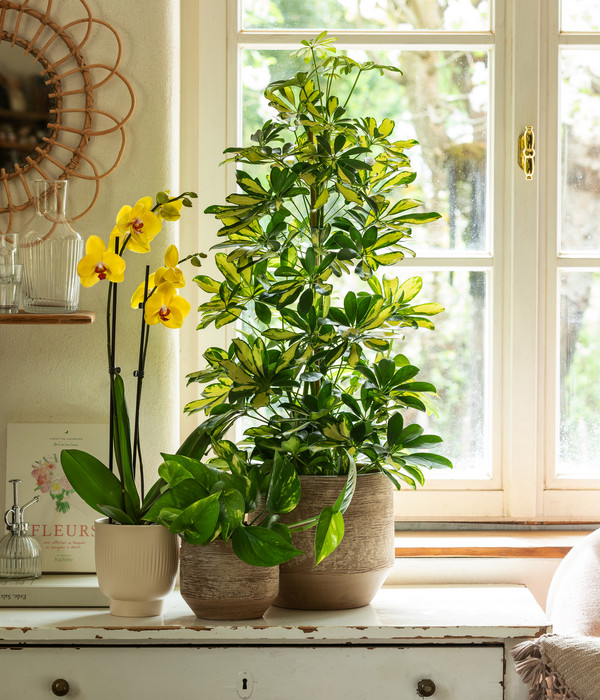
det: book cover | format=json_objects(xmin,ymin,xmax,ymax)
[
  {"xmin": 6, "ymin": 423, "xmax": 109, "ymax": 573},
  {"xmin": 0, "ymin": 575, "xmax": 109, "ymax": 607}
]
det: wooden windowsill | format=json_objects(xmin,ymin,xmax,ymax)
[{"xmin": 394, "ymin": 530, "xmax": 592, "ymax": 558}]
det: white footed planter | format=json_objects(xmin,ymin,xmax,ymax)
[{"xmin": 95, "ymin": 518, "xmax": 179, "ymax": 617}]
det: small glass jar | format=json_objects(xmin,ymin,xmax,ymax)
[{"xmin": 20, "ymin": 179, "xmax": 83, "ymax": 313}]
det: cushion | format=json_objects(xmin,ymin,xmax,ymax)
[{"xmin": 546, "ymin": 528, "xmax": 600, "ymax": 636}]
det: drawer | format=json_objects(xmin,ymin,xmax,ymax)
[{"xmin": 0, "ymin": 644, "xmax": 504, "ymax": 699}]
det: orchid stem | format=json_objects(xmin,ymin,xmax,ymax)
[{"xmin": 133, "ymin": 265, "xmax": 150, "ymax": 500}]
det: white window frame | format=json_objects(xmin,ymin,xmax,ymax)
[{"xmin": 180, "ymin": 0, "xmax": 600, "ymax": 523}]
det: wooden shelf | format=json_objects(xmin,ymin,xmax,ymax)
[{"xmin": 0, "ymin": 310, "xmax": 95, "ymax": 325}]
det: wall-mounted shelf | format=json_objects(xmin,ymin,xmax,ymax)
[{"xmin": 0, "ymin": 310, "xmax": 95, "ymax": 325}]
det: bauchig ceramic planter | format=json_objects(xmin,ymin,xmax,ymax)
[
  {"xmin": 179, "ymin": 539, "xmax": 279, "ymax": 620},
  {"xmin": 274, "ymin": 472, "xmax": 395, "ymax": 610},
  {"xmin": 95, "ymin": 518, "xmax": 179, "ymax": 617}
]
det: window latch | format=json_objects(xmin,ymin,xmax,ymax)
[{"xmin": 518, "ymin": 125, "xmax": 536, "ymax": 180}]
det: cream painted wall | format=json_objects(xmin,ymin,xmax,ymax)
[{"xmin": 1, "ymin": 0, "xmax": 184, "ymax": 507}]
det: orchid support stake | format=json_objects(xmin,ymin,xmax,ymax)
[
  {"xmin": 132, "ymin": 265, "xmax": 150, "ymax": 499},
  {"xmin": 107, "ymin": 236, "xmax": 120, "ymax": 476}
]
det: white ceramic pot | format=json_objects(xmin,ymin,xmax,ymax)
[{"xmin": 95, "ymin": 518, "xmax": 179, "ymax": 617}]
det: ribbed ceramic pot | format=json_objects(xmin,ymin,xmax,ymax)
[
  {"xmin": 95, "ymin": 518, "xmax": 179, "ymax": 617},
  {"xmin": 274, "ymin": 473, "xmax": 395, "ymax": 610},
  {"xmin": 180, "ymin": 539, "xmax": 279, "ymax": 620}
]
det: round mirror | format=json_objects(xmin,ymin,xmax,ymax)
[
  {"xmin": 0, "ymin": 41, "xmax": 53, "ymax": 173},
  {"xmin": 0, "ymin": 0, "xmax": 134, "ymax": 234}
]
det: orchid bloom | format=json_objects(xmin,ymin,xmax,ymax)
[
  {"xmin": 144, "ymin": 281, "xmax": 190, "ymax": 329},
  {"xmin": 130, "ymin": 244, "xmax": 185, "ymax": 309},
  {"xmin": 77, "ymin": 235, "xmax": 126, "ymax": 287},
  {"xmin": 155, "ymin": 244, "xmax": 185, "ymax": 287},
  {"xmin": 110, "ymin": 197, "xmax": 162, "ymax": 254}
]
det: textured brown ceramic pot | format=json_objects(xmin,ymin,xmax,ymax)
[
  {"xmin": 274, "ymin": 472, "xmax": 395, "ymax": 610},
  {"xmin": 179, "ymin": 539, "xmax": 279, "ymax": 620},
  {"xmin": 95, "ymin": 518, "xmax": 179, "ymax": 617}
]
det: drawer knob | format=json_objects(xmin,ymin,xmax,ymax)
[
  {"xmin": 417, "ymin": 678, "xmax": 436, "ymax": 697},
  {"xmin": 51, "ymin": 679, "xmax": 70, "ymax": 696}
]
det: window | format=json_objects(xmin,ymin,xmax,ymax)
[{"xmin": 182, "ymin": 0, "xmax": 600, "ymax": 522}]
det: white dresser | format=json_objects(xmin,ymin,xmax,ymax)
[{"xmin": 0, "ymin": 584, "xmax": 549, "ymax": 699}]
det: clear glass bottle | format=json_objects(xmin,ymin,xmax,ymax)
[
  {"xmin": 20, "ymin": 179, "xmax": 83, "ymax": 313},
  {"xmin": 0, "ymin": 479, "xmax": 42, "ymax": 579}
]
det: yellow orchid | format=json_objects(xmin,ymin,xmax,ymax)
[
  {"xmin": 130, "ymin": 272, "xmax": 157, "ymax": 309},
  {"xmin": 130, "ymin": 244, "xmax": 185, "ymax": 309},
  {"xmin": 155, "ymin": 244, "xmax": 185, "ymax": 287},
  {"xmin": 110, "ymin": 196, "xmax": 162, "ymax": 254},
  {"xmin": 77, "ymin": 235, "xmax": 126, "ymax": 287},
  {"xmin": 144, "ymin": 281, "xmax": 191, "ymax": 329}
]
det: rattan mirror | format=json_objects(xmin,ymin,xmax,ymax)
[{"xmin": 0, "ymin": 0, "xmax": 134, "ymax": 233}]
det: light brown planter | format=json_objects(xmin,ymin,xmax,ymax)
[
  {"xmin": 180, "ymin": 539, "xmax": 279, "ymax": 620},
  {"xmin": 274, "ymin": 472, "xmax": 395, "ymax": 610},
  {"xmin": 95, "ymin": 518, "xmax": 179, "ymax": 617}
]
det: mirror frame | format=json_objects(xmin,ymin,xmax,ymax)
[{"xmin": 0, "ymin": 0, "xmax": 134, "ymax": 233}]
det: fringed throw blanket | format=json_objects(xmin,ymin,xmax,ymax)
[{"xmin": 513, "ymin": 635, "xmax": 600, "ymax": 700}]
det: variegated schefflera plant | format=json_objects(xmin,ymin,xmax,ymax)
[{"xmin": 178, "ymin": 34, "xmax": 453, "ymax": 563}]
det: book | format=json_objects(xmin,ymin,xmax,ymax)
[
  {"xmin": 6, "ymin": 423, "xmax": 109, "ymax": 573},
  {"xmin": 0, "ymin": 575, "xmax": 109, "ymax": 607}
]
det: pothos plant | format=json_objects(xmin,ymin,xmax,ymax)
[{"xmin": 171, "ymin": 33, "xmax": 452, "ymax": 564}]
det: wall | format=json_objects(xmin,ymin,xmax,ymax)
[{"xmin": 0, "ymin": 0, "xmax": 185, "ymax": 507}]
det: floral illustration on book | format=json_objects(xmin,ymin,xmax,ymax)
[
  {"xmin": 31, "ymin": 454, "xmax": 74, "ymax": 514},
  {"xmin": 7, "ymin": 423, "xmax": 108, "ymax": 573}
]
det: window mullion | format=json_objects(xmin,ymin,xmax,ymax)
[{"xmin": 503, "ymin": 0, "xmax": 543, "ymax": 519}]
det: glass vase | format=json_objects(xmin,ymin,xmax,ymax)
[{"xmin": 20, "ymin": 179, "xmax": 83, "ymax": 313}]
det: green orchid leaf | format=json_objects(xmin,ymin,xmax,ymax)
[
  {"xmin": 97, "ymin": 505, "xmax": 137, "ymax": 525},
  {"xmin": 232, "ymin": 525, "xmax": 302, "ymax": 567},
  {"xmin": 111, "ymin": 373, "xmax": 138, "ymax": 513},
  {"xmin": 61, "ymin": 449, "xmax": 129, "ymax": 517}
]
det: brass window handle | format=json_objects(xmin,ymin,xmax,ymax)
[{"xmin": 518, "ymin": 125, "xmax": 536, "ymax": 180}]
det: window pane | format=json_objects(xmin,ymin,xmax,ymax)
[
  {"xmin": 562, "ymin": 1, "xmax": 600, "ymax": 31},
  {"xmin": 389, "ymin": 269, "xmax": 490, "ymax": 478},
  {"xmin": 242, "ymin": 0, "xmax": 491, "ymax": 31},
  {"xmin": 560, "ymin": 50, "xmax": 600, "ymax": 253},
  {"xmin": 242, "ymin": 48, "xmax": 490, "ymax": 254},
  {"xmin": 558, "ymin": 270, "xmax": 600, "ymax": 477}
]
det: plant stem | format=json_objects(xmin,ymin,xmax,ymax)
[
  {"xmin": 132, "ymin": 266, "xmax": 150, "ymax": 499},
  {"xmin": 106, "ymin": 282, "xmax": 114, "ymax": 475},
  {"xmin": 343, "ymin": 67, "xmax": 363, "ymax": 109}
]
